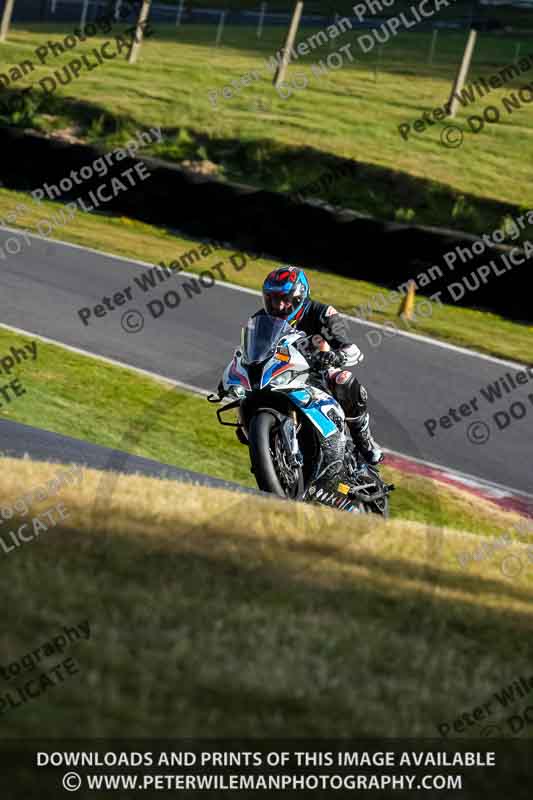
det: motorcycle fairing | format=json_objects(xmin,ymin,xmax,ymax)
[
  {"xmin": 287, "ymin": 387, "xmax": 342, "ymax": 439},
  {"xmin": 260, "ymin": 360, "xmax": 295, "ymax": 387},
  {"xmin": 222, "ymin": 317, "xmax": 345, "ymax": 439},
  {"xmin": 227, "ymin": 356, "xmax": 251, "ymax": 390}
]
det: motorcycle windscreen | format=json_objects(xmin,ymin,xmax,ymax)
[{"xmin": 243, "ymin": 314, "xmax": 292, "ymax": 364}]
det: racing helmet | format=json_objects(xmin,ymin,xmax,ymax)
[{"xmin": 262, "ymin": 267, "xmax": 310, "ymax": 326}]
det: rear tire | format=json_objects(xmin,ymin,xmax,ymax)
[
  {"xmin": 371, "ymin": 494, "xmax": 390, "ymax": 518},
  {"xmin": 352, "ymin": 465, "xmax": 390, "ymax": 518},
  {"xmin": 248, "ymin": 412, "xmax": 303, "ymax": 498}
]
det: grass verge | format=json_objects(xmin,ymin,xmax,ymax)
[
  {"xmin": 2, "ymin": 24, "xmax": 533, "ymax": 234},
  {"xmin": 0, "ymin": 457, "xmax": 532, "ymax": 739},
  {"xmin": 0, "ymin": 324, "xmax": 526, "ymax": 539}
]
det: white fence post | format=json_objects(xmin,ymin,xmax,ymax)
[
  {"xmin": 257, "ymin": 2, "xmax": 266, "ymax": 39},
  {"xmin": 0, "ymin": 0, "xmax": 16, "ymax": 43},
  {"xmin": 80, "ymin": 0, "xmax": 89, "ymax": 35},
  {"xmin": 274, "ymin": 1, "xmax": 304, "ymax": 88},
  {"xmin": 176, "ymin": 0, "xmax": 185, "ymax": 28},
  {"xmin": 128, "ymin": 0, "xmax": 152, "ymax": 64},
  {"xmin": 215, "ymin": 10, "xmax": 226, "ymax": 47},
  {"xmin": 447, "ymin": 29, "xmax": 478, "ymax": 118}
]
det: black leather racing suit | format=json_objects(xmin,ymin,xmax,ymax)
[{"xmin": 248, "ymin": 303, "xmax": 381, "ymax": 492}]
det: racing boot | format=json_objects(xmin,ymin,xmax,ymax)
[{"xmin": 348, "ymin": 412, "xmax": 383, "ymax": 466}]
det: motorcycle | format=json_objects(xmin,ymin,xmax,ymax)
[{"xmin": 207, "ymin": 314, "xmax": 394, "ymax": 516}]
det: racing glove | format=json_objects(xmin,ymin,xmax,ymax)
[{"xmin": 313, "ymin": 350, "xmax": 344, "ymax": 371}]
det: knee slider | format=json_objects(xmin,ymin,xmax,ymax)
[{"xmin": 335, "ymin": 374, "xmax": 366, "ymax": 416}]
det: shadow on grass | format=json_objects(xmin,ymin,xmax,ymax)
[
  {"xmin": 2, "ymin": 511, "xmax": 532, "ymax": 739},
  {"xmin": 1, "ymin": 86, "xmax": 522, "ymax": 235}
]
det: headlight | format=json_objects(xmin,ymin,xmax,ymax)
[
  {"xmin": 229, "ymin": 385, "xmax": 246, "ymax": 398},
  {"xmin": 271, "ymin": 371, "xmax": 295, "ymax": 387}
]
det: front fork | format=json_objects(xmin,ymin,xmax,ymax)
[
  {"xmin": 237, "ymin": 405, "xmax": 248, "ymax": 440},
  {"xmin": 236, "ymin": 405, "xmax": 249, "ymax": 445},
  {"xmin": 280, "ymin": 411, "xmax": 303, "ymax": 469}
]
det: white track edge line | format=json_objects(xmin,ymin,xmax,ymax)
[
  {"xmin": 0, "ymin": 322, "xmax": 210, "ymax": 397},
  {"xmin": 0, "ymin": 225, "xmax": 529, "ymax": 369},
  {"xmin": 384, "ymin": 446, "xmax": 533, "ymax": 501},
  {"xmin": 1, "ymin": 321, "xmax": 529, "ymax": 502}
]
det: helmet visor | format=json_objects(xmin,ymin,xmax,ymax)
[
  {"xmin": 264, "ymin": 292, "xmax": 296, "ymax": 319},
  {"xmin": 264, "ymin": 292, "xmax": 302, "ymax": 319}
]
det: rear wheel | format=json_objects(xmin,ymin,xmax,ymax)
[
  {"xmin": 370, "ymin": 493, "xmax": 389, "ymax": 518},
  {"xmin": 348, "ymin": 465, "xmax": 390, "ymax": 518},
  {"xmin": 248, "ymin": 411, "xmax": 304, "ymax": 499}
]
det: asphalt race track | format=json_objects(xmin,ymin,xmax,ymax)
[
  {"xmin": 0, "ymin": 228, "xmax": 531, "ymax": 495},
  {"xmin": 0, "ymin": 418, "xmax": 258, "ymax": 496}
]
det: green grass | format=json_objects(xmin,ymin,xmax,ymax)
[
  {"xmin": 0, "ymin": 457, "xmax": 532, "ymax": 744},
  {"xmin": 0, "ymin": 324, "xmax": 526, "ymax": 541},
  {"xmin": 1, "ymin": 13, "xmax": 532, "ymax": 749},
  {"xmin": 1, "ymin": 322, "xmax": 531, "ymax": 746},
  {"xmin": 1, "ymin": 185, "xmax": 532, "ymax": 364},
  {"xmin": 2, "ymin": 23, "xmax": 533, "ymax": 235}
]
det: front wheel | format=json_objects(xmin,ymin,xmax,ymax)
[{"xmin": 248, "ymin": 411, "xmax": 304, "ymax": 499}]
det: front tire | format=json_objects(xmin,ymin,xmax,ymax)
[{"xmin": 248, "ymin": 411, "xmax": 303, "ymax": 499}]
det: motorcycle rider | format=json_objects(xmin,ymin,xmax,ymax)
[{"xmin": 217, "ymin": 267, "xmax": 383, "ymax": 492}]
